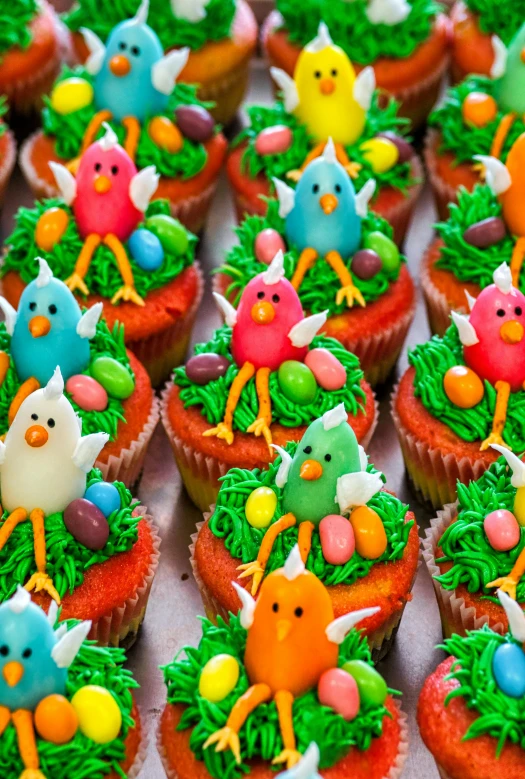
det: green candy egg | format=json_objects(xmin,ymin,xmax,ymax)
[
  {"xmin": 145, "ymin": 214, "xmax": 189, "ymax": 256},
  {"xmin": 364, "ymin": 232, "xmax": 400, "ymax": 273},
  {"xmin": 342, "ymin": 660, "xmax": 388, "ymax": 707},
  {"xmin": 278, "ymin": 361, "xmax": 317, "ymax": 406},
  {"xmin": 91, "ymin": 357, "xmax": 135, "ymax": 400}
]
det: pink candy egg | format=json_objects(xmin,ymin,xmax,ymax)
[
  {"xmin": 305, "ymin": 348, "xmax": 346, "ymax": 391},
  {"xmin": 484, "ymin": 510, "xmax": 520, "ymax": 552},
  {"xmin": 319, "ymin": 515, "xmax": 355, "ymax": 565},
  {"xmin": 66, "ymin": 375, "xmax": 108, "ymax": 412},
  {"xmin": 255, "ymin": 125, "xmax": 293, "ymax": 156},
  {"xmin": 318, "ymin": 668, "xmax": 360, "ymax": 721},
  {"xmin": 255, "ymin": 229, "xmax": 286, "ymax": 265}
]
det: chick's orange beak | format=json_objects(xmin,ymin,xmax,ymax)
[
  {"xmin": 109, "ymin": 54, "xmax": 131, "ymax": 76},
  {"xmin": 500, "ymin": 320, "xmax": 524, "ymax": 344},
  {"xmin": 251, "ymin": 301, "xmax": 275, "ymax": 325},
  {"xmin": 276, "ymin": 619, "xmax": 291, "ymax": 642},
  {"xmin": 28, "ymin": 316, "xmax": 51, "ymax": 338},
  {"xmin": 25, "ymin": 425, "xmax": 49, "ymax": 448},
  {"xmin": 320, "ymin": 193, "xmax": 339, "ymax": 215},
  {"xmin": 300, "ymin": 459, "xmax": 323, "ymax": 481},
  {"xmin": 320, "ymin": 78, "xmax": 335, "ymax": 95},
  {"xmin": 94, "ymin": 175, "xmax": 112, "ymax": 194},
  {"xmin": 3, "ymin": 661, "xmax": 24, "ymax": 687},
  {"xmin": 521, "ymin": 47, "xmax": 525, "ymax": 63}
]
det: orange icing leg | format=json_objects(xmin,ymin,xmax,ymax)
[
  {"xmin": 12, "ymin": 709, "xmax": 45, "ymax": 779},
  {"xmin": 238, "ymin": 513, "xmax": 297, "ymax": 595},
  {"xmin": 325, "ymin": 250, "xmax": 366, "ymax": 308},
  {"xmin": 488, "ymin": 545, "xmax": 525, "ymax": 600},
  {"xmin": 490, "ymin": 113, "xmax": 517, "ymax": 159},
  {"xmin": 0, "ymin": 508, "xmax": 28, "ymax": 552},
  {"xmin": 24, "ymin": 509, "xmax": 60, "ymax": 605},
  {"xmin": 0, "ymin": 706, "xmax": 10, "ymax": 736},
  {"xmin": 104, "ymin": 233, "xmax": 145, "ymax": 307},
  {"xmin": 203, "ymin": 362, "xmax": 256, "ymax": 446},
  {"xmin": 247, "ymin": 367, "xmax": 273, "ymax": 453},
  {"xmin": 297, "ymin": 521, "xmax": 314, "ymax": 564},
  {"xmin": 0, "ymin": 352, "xmax": 10, "ymax": 389},
  {"xmin": 203, "ymin": 684, "xmax": 272, "ymax": 764},
  {"xmin": 8, "ymin": 378, "xmax": 40, "ymax": 427},
  {"xmin": 480, "ymin": 380, "xmax": 511, "ymax": 451},
  {"xmin": 66, "ymin": 110, "xmax": 114, "ymax": 175},
  {"xmin": 290, "ymin": 248, "xmax": 318, "ymax": 291},
  {"xmin": 272, "ymin": 690, "xmax": 301, "ymax": 769},
  {"xmin": 65, "ymin": 233, "xmax": 101, "ymax": 297},
  {"xmin": 510, "ymin": 236, "xmax": 525, "ymax": 288},
  {"xmin": 122, "ymin": 116, "xmax": 141, "ymax": 162}
]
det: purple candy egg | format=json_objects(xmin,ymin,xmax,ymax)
[
  {"xmin": 186, "ymin": 353, "xmax": 230, "ymax": 385},
  {"xmin": 64, "ymin": 498, "xmax": 109, "ymax": 551},
  {"xmin": 176, "ymin": 105, "xmax": 215, "ymax": 143},
  {"xmin": 351, "ymin": 249, "xmax": 382, "ymax": 280}
]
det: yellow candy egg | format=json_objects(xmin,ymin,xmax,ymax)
[
  {"xmin": 245, "ymin": 486, "xmax": 277, "ymax": 529},
  {"xmin": 35, "ymin": 207, "xmax": 69, "ymax": 252},
  {"xmin": 443, "ymin": 365, "xmax": 484, "ymax": 409},
  {"xmin": 350, "ymin": 506, "xmax": 387, "ymax": 560},
  {"xmin": 51, "ymin": 78, "xmax": 94, "ymax": 116},
  {"xmin": 198, "ymin": 654, "xmax": 240, "ymax": 702},
  {"xmin": 360, "ymin": 138, "xmax": 399, "ymax": 174},
  {"xmin": 514, "ymin": 487, "xmax": 525, "ymax": 527},
  {"xmin": 148, "ymin": 116, "xmax": 183, "ymax": 154},
  {"xmin": 71, "ymin": 685, "xmax": 122, "ymax": 744}
]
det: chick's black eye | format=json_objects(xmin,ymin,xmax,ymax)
[
  {"xmin": 516, "ymin": 307, "xmax": 523, "ymax": 316},
  {"xmin": 257, "ymin": 291, "xmax": 265, "ymax": 299},
  {"xmin": 94, "ymin": 162, "xmax": 102, "ymax": 172},
  {"xmin": 272, "ymin": 294, "xmax": 280, "ymax": 303},
  {"xmin": 119, "ymin": 41, "xmax": 127, "ymax": 50},
  {"xmin": 29, "ymin": 302, "xmax": 36, "ymax": 312},
  {"xmin": 131, "ymin": 45, "xmax": 140, "ymax": 56},
  {"xmin": 47, "ymin": 419, "xmax": 55, "ymax": 428},
  {"xmin": 111, "ymin": 165, "xmax": 119, "ymax": 176},
  {"xmin": 0, "ymin": 646, "xmax": 8, "ymax": 656},
  {"xmin": 497, "ymin": 308, "xmax": 506, "ymax": 317},
  {"xmin": 272, "ymin": 602, "xmax": 279, "ymax": 613},
  {"xmin": 22, "ymin": 648, "xmax": 32, "ymax": 659},
  {"xmin": 331, "ymin": 69, "xmax": 338, "ymax": 77},
  {"xmin": 312, "ymin": 184, "xmax": 320, "ymax": 194},
  {"xmin": 31, "ymin": 413, "xmax": 38, "ymax": 421},
  {"xmin": 295, "ymin": 607, "xmax": 303, "ymax": 618},
  {"xmin": 325, "ymin": 454, "xmax": 332, "ymax": 462},
  {"xmin": 303, "ymin": 445, "xmax": 312, "ymax": 454},
  {"xmin": 314, "ymin": 70, "xmax": 322, "ymax": 79},
  {"xmin": 48, "ymin": 304, "xmax": 57, "ymax": 315},
  {"xmin": 335, "ymin": 184, "xmax": 342, "ymax": 193}
]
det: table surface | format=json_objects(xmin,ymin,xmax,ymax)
[{"xmin": 1, "ymin": 65, "xmax": 445, "ymax": 778}]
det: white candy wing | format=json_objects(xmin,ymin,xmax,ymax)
[
  {"xmin": 336, "ymin": 471, "xmax": 383, "ymax": 514},
  {"xmin": 72, "ymin": 432, "xmax": 109, "ymax": 473}
]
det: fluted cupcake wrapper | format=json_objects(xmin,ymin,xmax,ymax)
[
  {"xmin": 126, "ymin": 705, "xmax": 149, "ymax": 779},
  {"xmin": 0, "ymin": 130, "xmax": 16, "ymax": 209},
  {"xmin": 420, "ymin": 241, "xmax": 458, "ymax": 337},
  {"xmin": 424, "ymin": 128, "xmax": 463, "ymax": 222}
]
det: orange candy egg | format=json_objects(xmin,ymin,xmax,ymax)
[
  {"xmin": 35, "ymin": 694, "xmax": 79, "ymax": 744},
  {"xmin": 148, "ymin": 116, "xmax": 183, "ymax": 154},
  {"xmin": 462, "ymin": 92, "xmax": 498, "ymax": 128},
  {"xmin": 35, "ymin": 207, "xmax": 69, "ymax": 253},
  {"xmin": 444, "ymin": 365, "xmax": 484, "ymax": 408},
  {"xmin": 350, "ymin": 506, "xmax": 387, "ymax": 560}
]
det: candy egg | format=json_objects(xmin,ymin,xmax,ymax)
[
  {"xmin": 351, "ymin": 249, "xmax": 382, "ymax": 281},
  {"xmin": 443, "ymin": 365, "xmax": 484, "ymax": 409},
  {"xmin": 148, "ymin": 116, "xmax": 183, "ymax": 154},
  {"xmin": 514, "ymin": 487, "xmax": 525, "ymax": 527},
  {"xmin": 35, "ymin": 207, "xmax": 69, "ymax": 252},
  {"xmin": 317, "ymin": 668, "xmax": 360, "ymax": 721},
  {"xmin": 277, "ymin": 361, "xmax": 317, "ymax": 405},
  {"xmin": 198, "ymin": 654, "xmax": 240, "ymax": 702},
  {"xmin": 35, "ymin": 694, "xmax": 78, "ymax": 744},
  {"xmin": 64, "ymin": 499, "xmax": 109, "ymax": 551},
  {"xmin": 245, "ymin": 486, "xmax": 277, "ymax": 529},
  {"xmin": 305, "ymin": 348, "xmax": 346, "ymax": 391},
  {"xmin": 176, "ymin": 105, "xmax": 215, "ymax": 143},
  {"xmin": 128, "ymin": 229, "xmax": 165, "ymax": 271},
  {"xmin": 377, "ymin": 132, "xmax": 414, "ymax": 163},
  {"xmin": 350, "ymin": 506, "xmax": 387, "ymax": 560},
  {"xmin": 483, "ymin": 509, "xmax": 520, "ymax": 551},
  {"xmin": 492, "ymin": 643, "xmax": 525, "ymax": 698},
  {"xmin": 364, "ymin": 232, "xmax": 400, "ymax": 273},
  {"xmin": 255, "ymin": 125, "xmax": 293, "ymax": 156},
  {"xmin": 463, "ymin": 217, "xmax": 506, "ymax": 248},
  {"xmin": 462, "ymin": 92, "xmax": 498, "ymax": 128},
  {"xmin": 145, "ymin": 214, "xmax": 189, "ymax": 256},
  {"xmin": 66, "ymin": 374, "xmax": 108, "ymax": 412},
  {"xmin": 255, "ymin": 229, "xmax": 286, "ymax": 265},
  {"xmin": 342, "ymin": 660, "xmax": 388, "ymax": 706},
  {"xmin": 186, "ymin": 353, "xmax": 230, "ymax": 385},
  {"xmin": 360, "ymin": 137, "xmax": 399, "ymax": 174},
  {"xmin": 84, "ymin": 482, "xmax": 121, "ymax": 518},
  {"xmin": 319, "ymin": 515, "xmax": 355, "ymax": 565},
  {"xmin": 71, "ymin": 685, "xmax": 122, "ymax": 744},
  {"xmin": 91, "ymin": 357, "xmax": 135, "ymax": 400},
  {"xmin": 51, "ymin": 77, "xmax": 94, "ymax": 115}
]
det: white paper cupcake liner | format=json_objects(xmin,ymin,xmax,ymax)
[
  {"xmin": 424, "ymin": 128, "xmax": 469, "ymax": 222},
  {"xmin": 420, "ymin": 242, "xmax": 460, "ymax": 337}
]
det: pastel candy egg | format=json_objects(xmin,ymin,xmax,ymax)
[
  {"xmin": 350, "ymin": 506, "xmax": 387, "ymax": 560},
  {"xmin": 148, "ymin": 116, "xmax": 183, "ymax": 154},
  {"xmin": 255, "ymin": 125, "xmax": 293, "ymax": 156},
  {"xmin": 64, "ymin": 499, "xmax": 109, "ymax": 551},
  {"xmin": 514, "ymin": 487, "xmax": 525, "ymax": 528},
  {"xmin": 443, "ymin": 365, "xmax": 484, "ymax": 409},
  {"xmin": 51, "ymin": 77, "xmax": 94, "ymax": 115},
  {"xmin": 129, "ymin": 229, "xmax": 165, "ymax": 271},
  {"xmin": 66, "ymin": 374, "xmax": 108, "ymax": 412},
  {"xmin": 342, "ymin": 660, "xmax": 388, "ymax": 706},
  {"xmin": 360, "ymin": 137, "xmax": 399, "ymax": 174},
  {"xmin": 246, "ymin": 486, "xmax": 277, "ymax": 529},
  {"xmin": 351, "ymin": 249, "xmax": 382, "ymax": 281},
  {"xmin": 71, "ymin": 685, "xmax": 122, "ymax": 744},
  {"xmin": 492, "ymin": 643, "xmax": 525, "ymax": 698},
  {"xmin": 377, "ymin": 132, "xmax": 414, "ymax": 163},
  {"xmin": 483, "ymin": 509, "xmax": 520, "ymax": 551},
  {"xmin": 463, "ymin": 217, "xmax": 506, "ymax": 248},
  {"xmin": 317, "ymin": 668, "xmax": 360, "ymax": 721},
  {"xmin": 277, "ymin": 361, "xmax": 317, "ymax": 405},
  {"xmin": 462, "ymin": 92, "xmax": 498, "ymax": 128},
  {"xmin": 319, "ymin": 515, "xmax": 355, "ymax": 565},
  {"xmin": 145, "ymin": 214, "xmax": 189, "ymax": 256},
  {"xmin": 199, "ymin": 654, "xmax": 240, "ymax": 702},
  {"xmin": 176, "ymin": 105, "xmax": 215, "ymax": 143},
  {"xmin": 186, "ymin": 353, "xmax": 230, "ymax": 385},
  {"xmin": 35, "ymin": 207, "xmax": 69, "ymax": 252},
  {"xmin": 84, "ymin": 482, "xmax": 121, "ymax": 518},
  {"xmin": 305, "ymin": 348, "xmax": 346, "ymax": 391},
  {"xmin": 91, "ymin": 357, "xmax": 135, "ymax": 400},
  {"xmin": 364, "ymin": 232, "xmax": 400, "ymax": 273},
  {"xmin": 35, "ymin": 695, "xmax": 78, "ymax": 745},
  {"xmin": 255, "ymin": 229, "xmax": 286, "ymax": 265}
]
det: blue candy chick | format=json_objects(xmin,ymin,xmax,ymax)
[
  {"xmin": 0, "ymin": 258, "xmax": 103, "ymax": 386},
  {"xmin": 274, "ymin": 139, "xmax": 376, "ymax": 308}
]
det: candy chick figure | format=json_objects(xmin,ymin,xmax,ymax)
[
  {"xmin": 274, "ymin": 139, "xmax": 376, "ymax": 307},
  {"xmin": 204, "ymin": 545, "xmax": 379, "ymax": 769},
  {"xmin": 49, "ymin": 125, "xmax": 159, "ymax": 306},
  {"xmin": 0, "ymin": 367, "xmax": 108, "ymax": 603},
  {"xmin": 239, "ymin": 404, "xmax": 382, "ymax": 594},
  {"xmin": 208, "ymin": 250, "xmax": 327, "ymax": 452},
  {"xmin": 0, "ymin": 588, "xmax": 90, "ymax": 779}
]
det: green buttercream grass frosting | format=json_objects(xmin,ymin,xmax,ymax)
[
  {"xmin": 0, "ymin": 0, "xmax": 38, "ymax": 57},
  {"xmin": 2, "ymin": 198, "xmax": 196, "ymax": 302},
  {"xmin": 0, "ymin": 469, "xmax": 141, "ymax": 601},
  {"xmin": 220, "ymin": 199, "xmax": 405, "ymax": 315},
  {"xmin": 465, "ymin": 0, "xmax": 525, "ymax": 46},
  {"xmin": 0, "ymin": 97, "xmax": 7, "ymax": 139},
  {"xmin": 64, "ymin": 0, "xmax": 236, "ymax": 51},
  {"xmin": 173, "ymin": 325, "xmax": 366, "ymax": 431},
  {"xmin": 276, "ymin": 0, "xmax": 440, "ymax": 64},
  {"xmin": 436, "ymin": 457, "xmax": 525, "ymax": 601},
  {"xmin": 1, "ymin": 624, "xmax": 138, "ymax": 778},
  {"xmin": 210, "ymin": 442, "xmax": 412, "ymax": 586},
  {"xmin": 409, "ymin": 325, "xmax": 525, "ymax": 449},
  {"xmin": 162, "ymin": 615, "xmax": 394, "ymax": 778},
  {"xmin": 237, "ymin": 94, "xmax": 416, "ymax": 194}
]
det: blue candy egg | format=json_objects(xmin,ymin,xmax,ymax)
[
  {"xmin": 129, "ymin": 229, "xmax": 164, "ymax": 272},
  {"xmin": 84, "ymin": 482, "xmax": 121, "ymax": 518},
  {"xmin": 492, "ymin": 642, "xmax": 525, "ymax": 698}
]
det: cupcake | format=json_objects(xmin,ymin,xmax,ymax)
[
  {"xmin": 19, "ymin": 7, "xmax": 228, "ymax": 234},
  {"xmin": 0, "ymin": 99, "xmax": 16, "ymax": 209},
  {"xmin": 218, "ymin": 143, "xmax": 416, "ymax": 387},
  {"xmin": 0, "ymin": 369, "xmax": 159, "ymax": 647},
  {"xmin": 5, "ymin": 129, "xmax": 203, "ymax": 386},
  {"xmin": 65, "ymin": 0, "xmax": 258, "ymax": 125},
  {"xmin": 0, "ymin": 588, "xmax": 145, "ymax": 778},
  {"xmin": 161, "ymin": 252, "xmax": 377, "ymax": 513},
  {"xmin": 393, "ymin": 262, "xmax": 525, "ymax": 508},
  {"xmin": 262, "ymin": 0, "xmax": 449, "ymax": 131},
  {"xmin": 228, "ymin": 22, "xmax": 424, "ymax": 244},
  {"xmin": 159, "ymin": 547, "xmax": 408, "ymax": 778},
  {"xmin": 418, "ymin": 595, "xmax": 525, "ymax": 779},
  {"xmin": 192, "ymin": 405, "xmax": 419, "ymax": 660}
]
